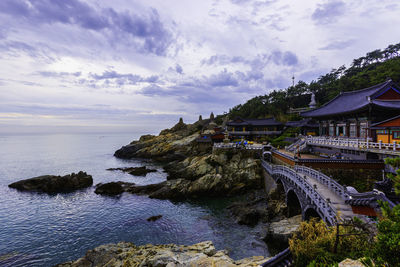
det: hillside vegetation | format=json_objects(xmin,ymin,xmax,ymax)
[{"xmin": 228, "ymin": 43, "xmax": 400, "ymax": 120}]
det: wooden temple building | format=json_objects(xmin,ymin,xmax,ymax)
[
  {"xmin": 227, "ymin": 117, "xmax": 283, "ymax": 140},
  {"xmin": 302, "ymin": 79, "xmax": 400, "ymax": 142},
  {"xmin": 285, "ymin": 118, "xmax": 319, "ymax": 136}
]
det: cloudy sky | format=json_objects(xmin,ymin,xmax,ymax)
[{"xmin": 1, "ymin": 0, "xmax": 400, "ymax": 134}]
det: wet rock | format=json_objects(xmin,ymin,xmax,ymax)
[
  {"xmin": 55, "ymin": 241, "xmax": 269, "ymax": 267},
  {"xmin": 8, "ymin": 171, "xmax": 93, "ymax": 193},
  {"xmin": 94, "ymin": 182, "xmax": 134, "ymax": 195},
  {"xmin": 147, "ymin": 215, "xmax": 162, "ymax": 222},
  {"xmin": 106, "ymin": 166, "xmax": 157, "ymax": 176}
]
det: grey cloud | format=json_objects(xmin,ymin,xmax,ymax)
[
  {"xmin": 0, "ymin": 40, "xmax": 57, "ymax": 62},
  {"xmin": 0, "ymin": 0, "xmax": 174, "ymax": 56},
  {"xmin": 90, "ymin": 71, "xmax": 158, "ymax": 85},
  {"xmin": 271, "ymin": 51, "xmax": 298, "ymax": 66},
  {"xmin": 202, "ymin": 51, "xmax": 298, "ymax": 68},
  {"xmin": 319, "ymin": 39, "xmax": 355, "ymax": 50},
  {"xmin": 140, "ymin": 84, "xmax": 167, "ymax": 97},
  {"xmin": 311, "ymin": 1, "xmax": 346, "ymax": 25},
  {"xmin": 206, "ymin": 69, "xmax": 239, "ymax": 87},
  {"xmin": 36, "ymin": 71, "xmax": 82, "ymax": 77},
  {"xmin": 175, "ymin": 64, "xmax": 183, "ymax": 74}
]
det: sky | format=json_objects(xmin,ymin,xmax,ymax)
[{"xmin": 1, "ymin": 0, "xmax": 400, "ymax": 135}]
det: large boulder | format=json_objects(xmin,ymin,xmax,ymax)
[
  {"xmin": 8, "ymin": 171, "xmax": 93, "ymax": 193},
  {"xmin": 264, "ymin": 215, "xmax": 302, "ymax": 244},
  {"xmin": 55, "ymin": 241, "xmax": 268, "ymax": 267}
]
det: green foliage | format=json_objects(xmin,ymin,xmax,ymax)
[
  {"xmin": 370, "ymin": 202, "xmax": 400, "ymax": 266},
  {"xmin": 384, "ymin": 157, "xmax": 400, "ymax": 194},
  {"xmin": 227, "ymin": 43, "xmax": 400, "ymax": 120},
  {"xmin": 269, "ymin": 127, "xmax": 300, "ymax": 147},
  {"xmin": 369, "ymin": 157, "xmax": 400, "ymax": 266},
  {"xmin": 289, "ymin": 219, "xmax": 373, "ymax": 266}
]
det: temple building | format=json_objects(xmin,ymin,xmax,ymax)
[
  {"xmin": 371, "ymin": 115, "xmax": 400, "ymax": 143},
  {"xmin": 301, "ymin": 79, "xmax": 400, "ymax": 141},
  {"xmin": 227, "ymin": 117, "xmax": 283, "ymax": 140},
  {"xmin": 285, "ymin": 118, "xmax": 319, "ymax": 136}
]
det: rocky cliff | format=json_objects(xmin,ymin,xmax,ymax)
[
  {"xmin": 114, "ymin": 118, "xmax": 207, "ymax": 162},
  {"xmin": 112, "ymin": 118, "xmax": 263, "ymax": 200}
]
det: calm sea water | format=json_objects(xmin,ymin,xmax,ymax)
[{"xmin": 0, "ymin": 133, "xmax": 269, "ymax": 266}]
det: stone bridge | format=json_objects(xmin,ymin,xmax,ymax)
[
  {"xmin": 260, "ymin": 151, "xmax": 396, "ymax": 266},
  {"xmin": 261, "ymin": 159, "xmax": 356, "ymax": 226}
]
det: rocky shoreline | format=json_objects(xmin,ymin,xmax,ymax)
[
  {"xmin": 55, "ymin": 241, "xmax": 269, "ymax": 267},
  {"xmin": 7, "ymin": 117, "xmax": 302, "ymax": 266}
]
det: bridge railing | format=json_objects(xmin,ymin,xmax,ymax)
[
  {"xmin": 213, "ymin": 143, "xmax": 264, "ymax": 150},
  {"xmin": 294, "ymin": 165, "xmax": 350, "ymax": 201},
  {"xmin": 261, "ymin": 247, "xmax": 292, "ymax": 267},
  {"xmin": 262, "ymin": 159, "xmax": 337, "ymax": 225},
  {"xmin": 306, "ymin": 136, "xmax": 400, "ymax": 152}
]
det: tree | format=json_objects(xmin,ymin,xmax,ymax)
[{"xmin": 369, "ymin": 158, "xmax": 400, "ymax": 266}]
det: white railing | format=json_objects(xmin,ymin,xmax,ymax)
[
  {"xmin": 228, "ymin": 130, "xmax": 282, "ymax": 135},
  {"xmin": 213, "ymin": 143, "xmax": 264, "ymax": 150},
  {"xmin": 307, "ymin": 136, "xmax": 400, "ymax": 152},
  {"xmin": 262, "ymin": 160, "xmax": 337, "ymax": 225},
  {"xmin": 294, "ymin": 165, "xmax": 350, "ymax": 201}
]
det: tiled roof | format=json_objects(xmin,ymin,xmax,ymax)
[
  {"xmin": 302, "ymin": 80, "xmax": 400, "ymax": 118},
  {"xmin": 285, "ymin": 118, "xmax": 319, "ymax": 128},
  {"xmin": 371, "ymin": 114, "xmax": 400, "ymax": 127},
  {"xmin": 227, "ymin": 117, "xmax": 283, "ymax": 126}
]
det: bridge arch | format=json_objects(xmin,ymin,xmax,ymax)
[
  {"xmin": 287, "ymin": 190, "xmax": 302, "ymax": 217},
  {"xmin": 275, "ymin": 178, "xmax": 285, "ymax": 194},
  {"xmin": 304, "ymin": 207, "xmax": 322, "ymax": 221}
]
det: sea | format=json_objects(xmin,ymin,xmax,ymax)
[{"xmin": 0, "ymin": 133, "xmax": 269, "ymax": 266}]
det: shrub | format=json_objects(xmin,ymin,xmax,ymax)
[{"xmin": 289, "ymin": 218, "xmax": 373, "ymax": 266}]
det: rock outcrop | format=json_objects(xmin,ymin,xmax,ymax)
[
  {"xmin": 112, "ymin": 116, "xmax": 265, "ymax": 199},
  {"xmin": 94, "ymin": 182, "xmax": 135, "ymax": 195},
  {"xmin": 113, "ymin": 116, "xmax": 220, "ymax": 161},
  {"xmin": 8, "ymin": 171, "xmax": 93, "ymax": 193},
  {"xmin": 264, "ymin": 215, "xmax": 302, "ymax": 244},
  {"xmin": 56, "ymin": 241, "xmax": 268, "ymax": 267},
  {"xmin": 227, "ymin": 190, "xmax": 269, "ymax": 226},
  {"xmin": 106, "ymin": 166, "xmax": 157, "ymax": 176}
]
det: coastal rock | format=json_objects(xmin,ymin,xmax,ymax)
[
  {"xmin": 266, "ymin": 187, "xmax": 288, "ymax": 221},
  {"xmin": 106, "ymin": 166, "xmax": 157, "ymax": 176},
  {"xmin": 113, "ymin": 117, "xmax": 210, "ymax": 161},
  {"xmin": 110, "ymin": 150, "xmax": 263, "ymax": 200},
  {"xmin": 8, "ymin": 171, "xmax": 93, "ymax": 193},
  {"xmin": 227, "ymin": 190, "xmax": 269, "ymax": 226},
  {"xmin": 55, "ymin": 241, "xmax": 268, "ymax": 267},
  {"xmin": 264, "ymin": 215, "xmax": 302, "ymax": 244},
  {"xmin": 94, "ymin": 182, "xmax": 134, "ymax": 195},
  {"xmin": 147, "ymin": 215, "xmax": 162, "ymax": 221}
]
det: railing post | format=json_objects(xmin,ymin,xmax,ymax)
[
  {"xmin": 379, "ymin": 140, "xmax": 382, "ymax": 149},
  {"xmin": 366, "ymin": 139, "xmax": 369, "ymax": 149},
  {"xmin": 394, "ymin": 141, "xmax": 397, "ymax": 151}
]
